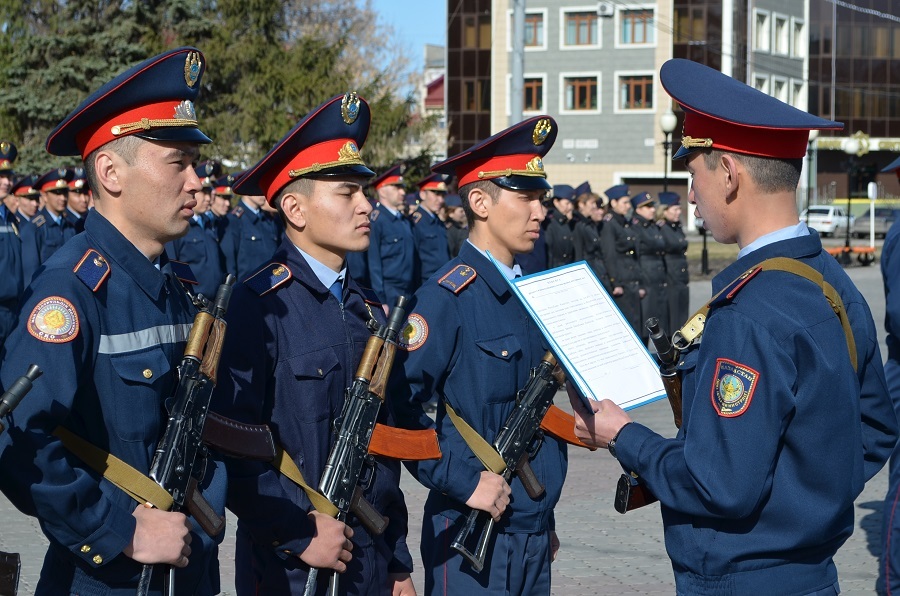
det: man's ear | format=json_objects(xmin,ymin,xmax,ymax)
[
  {"xmin": 721, "ymin": 153, "xmax": 741, "ymax": 196},
  {"xmin": 93, "ymin": 150, "xmax": 124, "ymax": 195},
  {"xmin": 280, "ymin": 192, "xmax": 306, "ymax": 231},
  {"xmin": 467, "ymin": 187, "xmax": 490, "ymax": 220}
]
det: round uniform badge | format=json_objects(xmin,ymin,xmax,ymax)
[
  {"xmin": 399, "ymin": 314, "xmax": 428, "ymax": 351},
  {"xmin": 711, "ymin": 358, "xmax": 759, "ymax": 417},
  {"xmin": 28, "ymin": 296, "xmax": 80, "ymax": 343}
]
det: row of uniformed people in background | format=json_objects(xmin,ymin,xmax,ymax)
[{"xmin": 0, "ymin": 45, "xmax": 895, "ymax": 596}]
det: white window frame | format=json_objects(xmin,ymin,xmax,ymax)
[
  {"xmin": 791, "ymin": 17, "xmax": 806, "ymax": 58},
  {"xmin": 771, "ymin": 75, "xmax": 789, "ymax": 102},
  {"xmin": 559, "ymin": 71, "xmax": 602, "ymax": 114},
  {"xmin": 614, "ymin": 5, "xmax": 657, "ymax": 49},
  {"xmin": 507, "ymin": 8, "xmax": 548, "ymax": 52},
  {"xmin": 790, "ymin": 78, "xmax": 807, "ymax": 110},
  {"xmin": 753, "ymin": 9, "xmax": 771, "ymax": 53},
  {"xmin": 560, "ymin": 7, "xmax": 603, "ymax": 50},
  {"xmin": 772, "ymin": 13, "xmax": 790, "ymax": 56},
  {"xmin": 613, "ymin": 70, "xmax": 656, "ymax": 114},
  {"xmin": 506, "ymin": 73, "xmax": 548, "ymax": 115},
  {"xmin": 753, "ymin": 73, "xmax": 770, "ymax": 94}
]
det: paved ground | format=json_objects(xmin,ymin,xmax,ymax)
[{"xmin": 0, "ymin": 254, "xmax": 892, "ymax": 595}]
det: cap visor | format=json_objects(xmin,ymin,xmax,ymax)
[
  {"xmin": 492, "ymin": 176, "xmax": 552, "ymax": 191},
  {"xmin": 136, "ymin": 127, "xmax": 212, "ymax": 145},
  {"xmin": 308, "ymin": 164, "xmax": 377, "ymax": 179}
]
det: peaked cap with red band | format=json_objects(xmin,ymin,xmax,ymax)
[
  {"xmin": 432, "ymin": 115, "xmax": 556, "ymax": 191},
  {"xmin": 661, "ymin": 59, "xmax": 842, "ymax": 160},
  {"xmin": 46, "ymin": 47, "xmax": 212, "ymax": 158},
  {"xmin": 68, "ymin": 167, "xmax": 88, "ymax": 192},
  {"xmin": 196, "ymin": 160, "xmax": 222, "ymax": 189},
  {"xmin": 0, "ymin": 141, "xmax": 17, "ymax": 174},
  {"xmin": 11, "ymin": 175, "xmax": 39, "ymax": 198},
  {"xmin": 234, "ymin": 92, "xmax": 375, "ymax": 202},
  {"xmin": 214, "ymin": 173, "xmax": 236, "ymax": 197},
  {"xmin": 35, "ymin": 168, "xmax": 74, "ymax": 192},
  {"xmin": 416, "ymin": 173, "xmax": 448, "ymax": 192},
  {"xmin": 372, "ymin": 164, "xmax": 405, "ymax": 191}
]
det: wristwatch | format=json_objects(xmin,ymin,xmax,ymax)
[{"xmin": 607, "ymin": 422, "xmax": 632, "ymax": 459}]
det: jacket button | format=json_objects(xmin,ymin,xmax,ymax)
[
  {"xmin": 317, "ymin": 368, "xmax": 323, "ymax": 376},
  {"xmin": 501, "ymin": 350, "xmax": 508, "ymax": 357},
  {"xmin": 143, "ymin": 369, "xmax": 153, "ymax": 379},
  {"xmin": 93, "ymin": 554, "xmax": 103, "ymax": 564},
  {"xmin": 80, "ymin": 545, "xmax": 91, "ymax": 553}
]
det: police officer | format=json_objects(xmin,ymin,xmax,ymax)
[
  {"xmin": 20, "ymin": 167, "xmax": 78, "ymax": 283},
  {"xmin": 600, "ymin": 184, "xmax": 647, "ymax": 340},
  {"xmin": 0, "ymin": 141, "xmax": 24, "ymax": 348},
  {"xmin": 391, "ymin": 115, "xmax": 567, "ymax": 595},
  {"xmin": 632, "ymin": 191, "xmax": 669, "ymax": 334},
  {"xmin": 545, "ymin": 184, "xmax": 577, "ymax": 269},
  {"xmin": 207, "ymin": 171, "xmax": 232, "ymax": 241},
  {"xmin": 658, "ymin": 191, "xmax": 689, "ymax": 329},
  {"xmin": 211, "ymin": 92, "xmax": 414, "ymax": 595},
  {"xmin": 165, "ymin": 162, "xmax": 227, "ymax": 299},
  {"xmin": 220, "ymin": 175, "xmax": 280, "ymax": 280},
  {"xmin": 11, "ymin": 175, "xmax": 40, "ymax": 224},
  {"xmin": 573, "ymin": 190, "xmax": 612, "ymax": 292},
  {"xmin": 443, "ymin": 193, "xmax": 468, "ymax": 258},
  {"xmin": 570, "ymin": 58, "xmax": 897, "ymax": 594},
  {"xmin": 0, "ymin": 47, "xmax": 226, "ymax": 594},
  {"xmin": 367, "ymin": 164, "xmax": 417, "ymax": 304},
  {"xmin": 411, "ymin": 173, "xmax": 450, "ymax": 284},
  {"xmin": 65, "ymin": 167, "xmax": 91, "ymax": 232}
]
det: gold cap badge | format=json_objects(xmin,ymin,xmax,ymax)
[
  {"xmin": 184, "ymin": 51, "xmax": 201, "ymax": 88},
  {"xmin": 342, "ymin": 92, "xmax": 361, "ymax": 125},
  {"xmin": 533, "ymin": 119, "xmax": 552, "ymax": 145}
]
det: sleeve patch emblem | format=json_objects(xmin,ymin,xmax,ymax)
[
  {"xmin": 399, "ymin": 313, "xmax": 428, "ymax": 351},
  {"xmin": 711, "ymin": 358, "xmax": 759, "ymax": 417},
  {"xmin": 28, "ymin": 296, "xmax": 80, "ymax": 343}
]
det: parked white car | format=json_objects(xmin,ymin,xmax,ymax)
[{"xmin": 800, "ymin": 206, "xmax": 854, "ymax": 237}]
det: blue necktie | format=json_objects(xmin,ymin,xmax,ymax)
[{"xmin": 329, "ymin": 279, "xmax": 343, "ymax": 303}]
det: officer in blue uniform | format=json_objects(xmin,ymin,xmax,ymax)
[
  {"xmin": 65, "ymin": 167, "xmax": 91, "ymax": 233},
  {"xmin": 569, "ymin": 59, "xmax": 898, "ymax": 594},
  {"xmin": 657, "ymin": 191, "xmax": 689, "ymax": 329},
  {"xmin": 545, "ymin": 184, "xmax": 577, "ymax": 269},
  {"xmin": 600, "ymin": 184, "xmax": 647, "ymax": 340},
  {"xmin": 879, "ymin": 154, "xmax": 900, "ymax": 594},
  {"xmin": 20, "ymin": 167, "xmax": 78, "ymax": 283},
  {"xmin": 165, "ymin": 163, "xmax": 227, "ymax": 298},
  {"xmin": 211, "ymin": 92, "xmax": 414, "ymax": 595},
  {"xmin": 443, "ymin": 193, "xmax": 468, "ymax": 258},
  {"xmin": 410, "ymin": 173, "xmax": 449, "ymax": 284},
  {"xmin": 631, "ymin": 191, "xmax": 669, "ymax": 333},
  {"xmin": 220, "ymin": 175, "xmax": 280, "ymax": 280},
  {"xmin": 0, "ymin": 47, "xmax": 226, "ymax": 595},
  {"xmin": 367, "ymin": 164, "xmax": 417, "ymax": 304},
  {"xmin": 11, "ymin": 175, "xmax": 41, "ymax": 224},
  {"xmin": 0, "ymin": 141, "xmax": 24, "ymax": 349},
  {"xmin": 391, "ymin": 116, "xmax": 567, "ymax": 595}
]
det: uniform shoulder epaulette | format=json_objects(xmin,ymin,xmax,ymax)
[
  {"xmin": 245, "ymin": 262, "xmax": 292, "ymax": 296},
  {"xmin": 603, "ymin": 213, "xmax": 613, "ymax": 222},
  {"xmin": 32, "ymin": 214, "xmax": 46, "ymax": 228},
  {"xmin": 230, "ymin": 205, "xmax": 244, "ymax": 218},
  {"xmin": 370, "ymin": 209, "xmax": 380, "ymax": 222},
  {"xmin": 437, "ymin": 264, "xmax": 477, "ymax": 294},
  {"xmin": 359, "ymin": 286, "xmax": 382, "ymax": 306},
  {"xmin": 73, "ymin": 248, "xmax": 111, "ymax": 292},
  {"xmin": 168, "ymin": 260, "xmax": 199, "ymax": 286},
  {"xmin": 410, "ymin": 211, "xmax": 422, "ymax": 225},
  {"xmin": 709, "ymin": 266, "xmax": 762, "ymax": 308}
]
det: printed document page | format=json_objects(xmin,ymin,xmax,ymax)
[{"xmin": 501, "ymin": 259, "xmax": 665, "ymax": 411}]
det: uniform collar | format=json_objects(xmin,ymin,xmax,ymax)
[
  {"xmin": 274, "ymin": 237, "xmax": 366, "ymax": 302},
  {"xmin": 736, "ymin": 222, "xmax": 809, "ymax": 260},
  {"xmin": 83, "ymin": 210, "xmax": 168, "ymax": 299},
  {"xmin": 458, "ymin": 241, "xmax": 515, "ymax": 297},
  {"xmin": 240, "ymin": 199, "xmax": 260, "ymax": 216},
  {"xmin": 41, "ymin": 207, "xmax": 64, "ymax": 226},
  {"xmin": 293, "ymin": 243, "xmax": 345, "ymax": 291},
  {"xmin": 713, "ymin": 230, "xmax": 823, "ymax": 295},
  {"xmin": 378, "ymin": 203, "xmax": 401, "ymax": 218}
]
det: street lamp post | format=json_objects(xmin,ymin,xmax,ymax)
[
  {"xmin": 660, "ymin": 108, "xmax": 677, "ymax": 193},
  {"xmin": 805, "ymin": 130, "xmax": 818, "ymax": 227},
  {"xmin": 841, "ymin": 137, "xmax": 860, "ymax": 266}
]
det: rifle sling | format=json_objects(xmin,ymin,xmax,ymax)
[
  {"xmin": 271, "ymin": 447, "xmax": 340, "ymax": 517},
  {"xmin": 674, "ymin": 257, "xmax": 857, "ymax": 372},
  {"xmin": 444, "ymin": 402, "xmax": 507, "ymax": 474},
  {"xmin": 54, "ymin": 426, "xmax": 174, "ymax": 511}
]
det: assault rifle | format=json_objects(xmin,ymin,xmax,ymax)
[
  {"xmin": 451, "ymin": 351, "xmax": 566, "ymax": 572},
  {"xmin": 303, "ymin": 295, "xmax": 409, "ymax": 596},
  {"xmin": 136, "ymin": 274, "xmax": 235, "ymax": 596},
  {"xmin": 0, "ymin": 364, "xmax": 42, "ymax": 432}
]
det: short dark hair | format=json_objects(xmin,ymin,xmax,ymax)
[
  {"xmin": 458, "ymin": 180, "xmax": 502, "ymax": 227},
  {"xmin": 702, "ymin": 149, "xmax": 802, "ymax": 193},
  {"xmin": 271, "ymin": 177, "xmax": 316, "ymax": 223},
  {"xmin": 83, "ymin": 136, "xmax": 143, "ymax": 198}
]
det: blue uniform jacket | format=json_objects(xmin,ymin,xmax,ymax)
[
  {"xmin": 409, "ymin": 207, "xmax": 449, "ymax": 285},
  {"xmin": 390, "ymin": 242, "xmax": 567, "ymax": 533},
  {"xmin": 211, "ymin": 238, "xmax": 413, "ymax": 586},
  {"xmin": 165, "ymin": 217, "xmax": 226, "ymax": 298},
  {"xmin": 64, "ymin": 208, "xmax": 87, "ymax": 233},
  {"xmin": 220, "ymin": 203, "xmax": 280, "ymax": 281},
  {"xmin": 0, "ymin": 205, "xmax": 24, "ymax": 346},
  {"xmin": 21, "ymin": 207, "xmax": 77, "ymax": 283},
  {"xmin": 0, "ymin": 211, "xmax": 225, "ymax": 595},
  {"xmin": 613, "ymin": 232, "xmax": 897, "ymax": 594},
  {"xmin": 367, "ymin": 204, "xmax": 417, "ymax": 305}
]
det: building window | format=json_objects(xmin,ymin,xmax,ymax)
[
  {"xmin": 524, "ymin": 78, "xmax": 543, "ymax": 111},
  {"xmin": 564, "ymin": 76, "xmax": 598, "ymax": 110},
  {"xmin": 619, "ymin": 75, "xmax": 653, "ymax": 110},
  {"xmin": 675, "ymin": 7, "xmax": 706, "ymax": 43},
  {"xmin": 772, "ymin": 77, "xmax": 788, "ymax": 102},
  {"xmin": 791, "ymin": 80, "xmax": 805, "ymax": 110},
  {"xmin": 753, "ymin": 74, "xmax": 769, "ymax": 94},
  {"xmin": 463, "ymin": 79, "xmax": 489, "ymax": 112},
  {"xmin": 621, "ymin": 9, "xmax": 654, "ymax": 45},
  {"xmin": 525, "ymin": 13, "xmax": 544, "ymax": 47},
  {"xmin": 773, "ymin": 14, "xmax": 789, "ymax": 55},
  {"xmin": 753, "ymin": 10, "xmax": 770, "ymax": 52},
  {"xmin": 791, "ymin": 19, "xmax": 805, "ymax": 58},
  {"xmin": 565, "ymin": 12, "xmax": 599, "ymax": 46},
  {"xmin": 463, "ymin": 15, "xmax": 491, "ymax": 49}
]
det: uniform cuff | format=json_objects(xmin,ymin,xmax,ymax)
[
  {"xmin": 612, "ymin": 422, "xmax": 656, "ymax": 474},
  {"xmin": 71, "ymin": 503, "xmax": 136, "ymax": 568}
]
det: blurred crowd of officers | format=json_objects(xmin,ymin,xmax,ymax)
[{"xmin": 1, "ymin": 155, "xmax": 691, "ymax": 348}]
